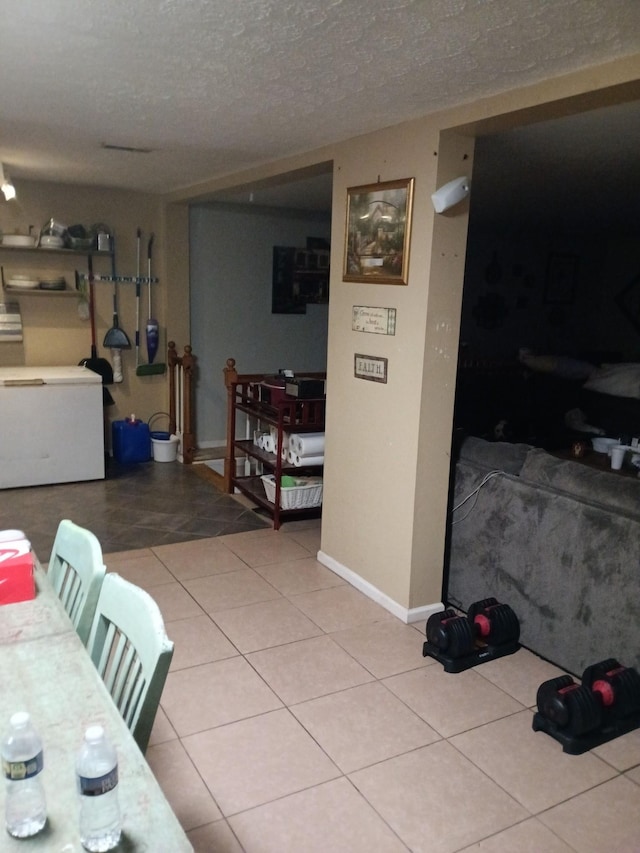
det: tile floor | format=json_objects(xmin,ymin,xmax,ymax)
[
  {"xmin": 0, "ymin": 459, "xmax": 270, "ymax": 558},
  {"xmin": 107, "ymin": 526, "xmax": 640, "ymax": 853},
  {"xmin": 5, "ymin": 464, "xmax": 640, "ymax": 851}
]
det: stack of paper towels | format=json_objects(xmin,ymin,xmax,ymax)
[{"xmin": 284, "ymin": 432, "xmax": 325, "ymax": 466}]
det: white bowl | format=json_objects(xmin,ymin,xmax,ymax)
[
  {"xmin": 2, "ymin": 235, "xmax": 37, "ymax": 248},
  {"xmin": 592, "ymin": 437, "xmax": 620, "ymax": 454},
  {"xmin": 39, "ymin": 235, "xmax": 65, "ymax": 248}
]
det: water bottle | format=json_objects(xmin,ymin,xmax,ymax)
[
  {"xmin": 76, "ymin": 725, "xmax": 121, "ymax": 852},
  {"xmin": 2, "ymin": 711, "xmax": 47, "ymax": 837}
]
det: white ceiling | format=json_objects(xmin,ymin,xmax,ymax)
[{"xmin": 1, "ymin": 0, "xmax": 639, "ymax": 198}]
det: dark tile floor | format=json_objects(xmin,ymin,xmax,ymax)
[{"xmin": 0, "ymin": 460, "xmax": 269, "ymax": 559}]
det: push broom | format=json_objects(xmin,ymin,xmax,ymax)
[{"xmin": 136, "ymin": 231, "xmax": 166, "ymax": 376}]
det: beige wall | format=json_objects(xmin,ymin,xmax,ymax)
[{"xmin": 0, "ymin": 181, "xmax": 184, "ymax": 428}]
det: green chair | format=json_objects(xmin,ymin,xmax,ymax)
[
  {"xmin": 87, "ymin": 573, "xmax": 174, "ymax": 753},
  {"xmin": 47, "ymin": 519, "xmax": 106, "ymax": 646}
]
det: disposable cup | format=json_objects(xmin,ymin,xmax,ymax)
[{"xmin": 610, "ymin": 445, "xmax": 626, "ymax": 470}]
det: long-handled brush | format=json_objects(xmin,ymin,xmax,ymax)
[{"xmin": 136, "ymin": 231, "xmax": 166, "ymax": 376}]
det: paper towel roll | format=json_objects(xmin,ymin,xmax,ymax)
[
  {"xmin": 287, "ymin": 449, "xmax": 297, "ymax": 464},
  {"xmin": 293, "ymin": 454, "xmax": 324, "ymax": 467},
  {"xmin": 263, "ymin": 435, "xmax": 275, "ymax": 454},
  {"xmin": 281, "ymin": 446, "xmax": 289, "ymax": 460},
  {"xmin": 288, "ymin": 434, "xmax": 301, "ymax": 454},
  {"xmin": 295, "ymin": 433, "xmax": 325, "ymax": 456}
]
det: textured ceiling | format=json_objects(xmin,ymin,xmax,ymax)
[{"xmin": 0, "ymin": 0, "xmax": 639, "ymax": 196}]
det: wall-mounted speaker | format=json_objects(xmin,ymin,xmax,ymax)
[{"xmin": 431, "ymin": 176, "xmax": 471, "ymax": 214}]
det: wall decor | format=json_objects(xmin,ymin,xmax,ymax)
[
  {"xmin": 272, "ymin": 239, "xmax": 330, "ymax": 314},
  {"xmin": 544, "ymin": 253, "xmax": 577, "ymax": 304},
  {"xmin": 354, "ymin": 353, "xmax": 388, "ymax": 383},
  {"xmin": 343, "ymin": 177, "xmax": 414, "ymax": 285},
  {"xmin": 352, "ymin": 306, "xmax": 397, "ymax": 335}
]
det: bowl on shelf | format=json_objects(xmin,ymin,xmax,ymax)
[
  {"xmin": 5, "ymin": 273, "xmax": 40, "ymax": 290},
  {"xmin": 2, "ymin": 234, "xmax": 37, "ymax": 248},
  {"xmin": 39, "ymin": 234, "xmax": 65, "ymax": 249},
  {"xmin": 591, "ymin": 437, "xmax": 621, "ymax": 454},
  {"xmin": 39, "ymin": 276, "xmax": 66, "ymax": 291}
]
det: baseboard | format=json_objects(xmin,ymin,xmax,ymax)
[{"xmin": 317, "ymin": 550, "xmax": 443, "ymax": 624}]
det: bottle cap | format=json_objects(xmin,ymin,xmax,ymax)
[
  {"xmin": 10, "ymin": 711, "xmax": 29, "ymax": 728},
  {"xmin": 85, "ymin": 725, "xmax": 104, "ymax": 742}
]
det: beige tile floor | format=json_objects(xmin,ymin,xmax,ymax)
[{"xmin": 104, "ymin": 519, "xmax": 640, "ymax": 853}]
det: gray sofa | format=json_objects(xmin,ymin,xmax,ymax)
[{"xmin": 447, "ymin": 437, "xmax": 640, "ymax": 676}]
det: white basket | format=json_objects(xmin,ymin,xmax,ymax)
[{"xmin": 261, "ymin": 474, "xmax": 323, "ymax": 509}]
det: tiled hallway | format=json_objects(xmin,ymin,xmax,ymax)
[{"xmin": 3, "ymin": 465, "xmax": 640, "ymax": 851}]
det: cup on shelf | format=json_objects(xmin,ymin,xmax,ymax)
[{"xmin": 610, "ymin": 445, "xmax": 626, "ymax": 470}]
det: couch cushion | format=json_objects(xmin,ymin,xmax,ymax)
[
  {"xmin": 458, "ymin": 436, "xmax": 532, "ymax": 475},
  {"xmin": 520, "ymin": 448, "xmax": 640, "ymax": 520}
]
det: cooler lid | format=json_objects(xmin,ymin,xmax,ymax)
[{"xmin": 0, "ymin": 366, "xmax": 103, "ymax": 386}]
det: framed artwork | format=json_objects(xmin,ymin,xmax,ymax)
[
  {"xmin": 544, "ymin": 253, "xmax": 577, "ymax": 304},
  {"xmin": 343, "ymin": 177, "xmax": 414, "ymax": 285}
]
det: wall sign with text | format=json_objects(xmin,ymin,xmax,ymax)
[
  {"xmin": 352, "ymin": 306, "xmax": 396, "ymax": 335},
  {"xmin": 354, "ymin": 353, "xmax": 388, "ymax": 383}
]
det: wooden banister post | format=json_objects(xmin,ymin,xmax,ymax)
[
  {"xmin": 181, "ymin": 346, "xmax": 195, "ymax": 464},
  {"xmin": 223, "ymin": 358, "xmax": 238, "ymax": 492},
  {"xmin": 168, "ymin": 341, "xmax": 178, "ymax": 436}
]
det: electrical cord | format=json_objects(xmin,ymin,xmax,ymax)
[{"xmin": 451, "ymin": 470, "xmax": 503, "ymax": 523}]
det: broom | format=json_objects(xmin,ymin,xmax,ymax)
[{"xmin": 136, "ymin": 232, "xmax": 166, "ymax": 376}]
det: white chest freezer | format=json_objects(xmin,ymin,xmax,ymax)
[{"xmin": 0, "ymin": 366, "xmax": 105, "ymax": 489}]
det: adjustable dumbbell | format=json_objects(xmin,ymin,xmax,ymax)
[
  {"xmin": 467, "ymin": 597, "xmax": 521, "ymax": 647},
  {"xmin": 536, "ymin": 660, "xmax": 640, "ymax": 739}
]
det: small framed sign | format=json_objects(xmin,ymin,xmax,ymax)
[
  {"xmin": 352, "ymin": 306, "xmax": 397, "ymax": 335},
  {"xmin": 354, "ymin": 353, "xmax": 388, "ymax": 383}
]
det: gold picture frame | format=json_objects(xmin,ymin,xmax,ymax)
[{"xmin": 343, "ymin": 177, "xmax": 414, "ymax": 285}]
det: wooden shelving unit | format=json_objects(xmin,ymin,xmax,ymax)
[{"xmin": 223, "ymin": 358, "xmax": 326, "ymax": 529}]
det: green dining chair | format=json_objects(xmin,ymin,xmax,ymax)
[
  {"xmin": 47, "ymin": 519, "xmax": 106, "ymax": 646},
  {"xmin": 86, "ymin": 573, "xmax": 174, "ymax": 753}
]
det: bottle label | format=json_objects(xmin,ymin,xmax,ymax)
[
  {"xmin": 78, "ymin": 766, "xmax": 118, "ymax": 797},
  {"xmin": 2, "ymin": 750, "xmax": 43, "ymax": 780}
]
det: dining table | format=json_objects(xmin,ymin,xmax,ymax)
[{"xmin": 0, "ymin": 561, "xmax": 193, "ymax": 851}]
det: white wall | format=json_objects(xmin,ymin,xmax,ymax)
[{"xmin": 190, "ymin": 203, "xmax": 331, "ymax": 446}]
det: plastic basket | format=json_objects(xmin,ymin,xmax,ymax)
[{"xmin": 261, "ymin": 474, "xmax": 323, "ymax": 509}]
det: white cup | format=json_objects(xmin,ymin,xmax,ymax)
[{"xmin": 610, "ymin": 445, "xmax": 626, "ymax": 470}]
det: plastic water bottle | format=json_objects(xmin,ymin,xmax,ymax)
[
  {"xmin": 76, "ymin": 725, "xmax": 121, "ymax": 852},
  {"xmin": 2, "ymin": 711, "xmax": 47, "ymax": 837}
]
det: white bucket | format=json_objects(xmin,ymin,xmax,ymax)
[{"xmin": 151, "ymin": 433, "xmax": 179, "ymax": 462}]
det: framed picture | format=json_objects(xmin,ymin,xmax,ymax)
[
  {"xmin": 343, "ymin": 177, "xmax": 414, "ymax": 285},
  {"xmin": 544, "ymin": 253, "xmax": 577, "ymax": 304}
]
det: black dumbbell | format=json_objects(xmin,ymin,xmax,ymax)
[
  {"xmin": 468, "ymin": 597, "xmax": 520, "ymax": 647},
  {"xmin": 536, "ymin": 674, "xmax": 602, "ymax": 737},
  {"xmin": 426, "ymin": 608, "xmax": 475, "ymax": 659},
  {"xmin": 581, "ymin": 658, "xmax": 640, "ymax": 721}
]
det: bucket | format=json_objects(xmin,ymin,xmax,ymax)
[
  {"xmin": 151, "ymin": 433, "xmax": 179, "ymax": 462},
  {"xmin": 112, "ymin": 418, "xmax": 151, "ymax": 463}
]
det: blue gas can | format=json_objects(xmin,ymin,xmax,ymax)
[{"xmin": 112, "ymin": 418, "xmax": 151, "ymax": 464}]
